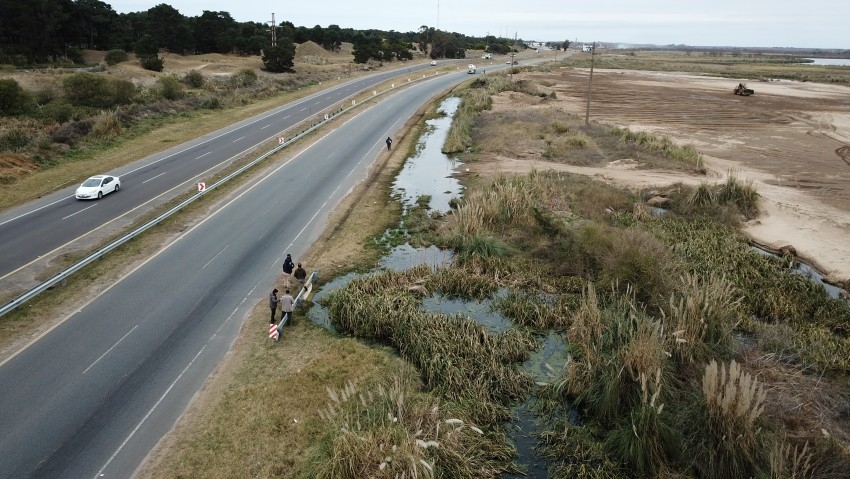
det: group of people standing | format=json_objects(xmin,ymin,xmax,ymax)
[{"xmin": 269, "ymin": 253, "xmax": 308, "ymax": 340}]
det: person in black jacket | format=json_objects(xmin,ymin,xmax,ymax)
[
  {"xmin": 293, "ymin": 263, "xmax": 307, "ymax": 293},
  {"xmin": 386, "ymin": 136, "xmax": 392, "ymax": 150},
  {"xmin": 282, "ymin": 254, "xmax": 294, "ymax": 288},
  {"xmin": 269, "ymin": 288, "xmax": 279, "ymax": 324}
]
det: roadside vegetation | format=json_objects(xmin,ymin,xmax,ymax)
[{"xmin": 139, "ymin": 60, "xmax": 849, "ymax": 477}]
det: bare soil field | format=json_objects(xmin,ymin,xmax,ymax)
[{"xmin": 476, "ymin": 67, "xmax": 850, "ymax": 287}]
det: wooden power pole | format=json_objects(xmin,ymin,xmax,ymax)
[{"xmin": 584, "ymin": 41, "xmax": 596, "ymax": 126}]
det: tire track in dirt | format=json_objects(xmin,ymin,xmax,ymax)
[{"xmin": 838, "ymin": 146, "xmax": 850, "ymax": 166}]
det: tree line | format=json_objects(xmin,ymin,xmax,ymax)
[{"xmin": 0, "ymin": 0, "xmax": 526, "ymax": 72}]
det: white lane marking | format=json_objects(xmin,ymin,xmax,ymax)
[
  {"xmin": 82, "ymin": 325, "xmax": 138, "ymax": 375},
  {"xmin": 93, "ymin": 341, "xmax": 208, "ymax": 479},
  {"xmin": 232, "ymin": 136, "xmax": 245, "ymax": 143},
  {"xmin": 299, "ymin": 108, "xmax": 307, "ymax": 112},
  {"xmin": 141, "ymin": 172, "xmax": 166, "ymax": 184},
  {"xmin": 196, "ymin": 152, "xmax": 211, "ymax": 159},
  {"xmin": 63, "ymin": 203, "xmax": 96, "ymax": 220},
  {"xmin": 99, "ymin": 290, "xmax": 255, "ymax": 478},
  {"xmin": 260, "ymin": 124, "xmax": 271, "ymax": 129},
  {"xmin": 201, "ymin": 245, "xmax": 229, "ymax": 270},
  {"xmin": 0, "ymin": 65, "xmax": 412, "ymax": 229}
]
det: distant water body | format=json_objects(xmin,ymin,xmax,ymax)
[{"xmin": 802, "ymin": 58, "xmax": 850, "ymax": 66}]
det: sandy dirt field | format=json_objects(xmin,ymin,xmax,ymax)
[{"xmin": 481, "ymin": 67, "xmax": 850, "ymax": 288}]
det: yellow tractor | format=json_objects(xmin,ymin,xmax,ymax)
[{"xmin": 734, "ymin": 83, "xmax": 754, "ymax": 96}]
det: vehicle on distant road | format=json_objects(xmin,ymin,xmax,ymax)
[
  {"xmin": 75, "ymin": 175, "xmax": 121, "ymax": 200},
  {"xmin": 467, "ymin": 64, "xmax": 476, "ymax": 74},
  {"xmin": 430, "ymin": 60, "xmax": 437, "ymax": 66}
]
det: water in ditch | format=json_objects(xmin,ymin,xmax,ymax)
[{"xmin": 306, "ymin": 94, "xmax": 558, "ymax": 476}]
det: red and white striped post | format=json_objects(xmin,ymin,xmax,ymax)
[{"xmin": 269, "ymin": 323, "xmax": 279, "ymax": 341}]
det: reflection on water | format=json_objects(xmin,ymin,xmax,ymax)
[
  {"xmin": 802, "ymin": 58, "xmax": 850, "ymax": 66},
  {"xmin": 379, "ymin": 243, "xmax": 453, "ymax": 271},
  {"xmin": 420, "ymin": 294, "xmax": 512, "ymax": 334},
  {"xmin": 392, "ymin": 96, "xmax": 463, "ymax": 214},
  {"xmin": 752, "ymin": 247, "xmax": 847, "ymax": 301}
]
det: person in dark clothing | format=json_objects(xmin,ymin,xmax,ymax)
[
  {"xmin": 269, "ymin": 288, "xmax": 279, "ymax": 324},
  {"xmin": 386, "ymin": 136, "xmax": 392, "ymax": 150},
  {"xmin": 293, "ymin": 263, "xmax": 307, "ymax": 293},
  {"xmin": 282, "ymin": 254, "xmax": 294, "ymax": 288}
]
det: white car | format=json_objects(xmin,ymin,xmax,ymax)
[
  {"xmin": 430, "ymin": 60, "xmax": 437, "ymax": 66},
  {"xmin": 75, "ymin": 175, "xmax": 121, "ymax": 200}
]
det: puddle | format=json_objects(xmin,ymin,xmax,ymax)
[
  {"xmin": 504, "ymin": 333, "xmax": 568, "ymax": 478},
  {"xmin": 420, "ymin": 294, "xmax": 512, "ymax": 334},
  {"xmin": 378, "ymin": 243, "xmax": 453, "ymax": 271},
  {"xmin": 391, "ymin": 96, "xmax": 464, "ymax": 214},
  {"xmin": 752, "ymin": 247, "xmax": 848, "ymax": 301}
]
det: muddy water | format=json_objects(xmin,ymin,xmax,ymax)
[
  {"xmin": 307, "ymin": 95, "xmax": 559, "ymax": 475},
  {"xmin": 391, "ymin": 96, "xmax": 463, "ymax": 214}
]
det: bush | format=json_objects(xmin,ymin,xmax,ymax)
[
  {"xmin": 90, "ymin": 110, "xmax": 122, "ymax": 139},
  {"xmin": 182, "ymin": 70, "xmax": 204, "ymax": 88},
  {"xmin": 158, "ymin": 76, "xmax": 183, "ymax": 100},
  {"xmin": 111, "ymin": 79, "xmax": 136, "ymax": 105},
  {"xmin": 0, "ymin": 78, "xmax": 34, "ymax": 115},
  {"xmin": 104, "ymin": 50, "xmax": 128, "ymax": 66},
  {"xmin": 38, "ymin": 100, "xmax": 76, "ymax": 123},
  {"xmin": 198, "ymin": 96, "xmax": 222, "ymax": 109},
  {"xmin": 231, "ymin": 68, "xmax": 258, "ymax": 87},
  {"xmin": 693, "ymin": 359, "xmax": 771, "ymax": 478},
  {"xmin": 63, "ymin": 73, "xmax": 113, "ymax": 108},
  {"xmin": 139, "ymin": 55, "xmax": 164, "ymax": 72},
  {"xmin": 0, "ymin": 129, "xmax": 30, "ymax": 151}
]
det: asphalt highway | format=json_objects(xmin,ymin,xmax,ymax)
[
  {"xmin": 0, "ymin": 61, "xmax": 444, "ymax": 285},
  {"xmin": 0, "ymin": 65, "xmax": 478, "ymax": 478}
]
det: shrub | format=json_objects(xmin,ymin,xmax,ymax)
[
  {"xmin": 231, "ymin": 68, "xmax": 258, "ymax": 87},
  {"xmin": 111, "ymin": 79, "xmax": 136, "ymax": 105},
  {"xmin": 158, "ymin": 76, "xmax": 183, "ymax": 100},
  {"xmin": 63, "ymin": 73, "xmax": 113, "ymax": 108},
  {"xmin": 183, "ymin": 69, "xmax": 204, "ymax": 88},
  {"xmin": 38, "ymin": 100, "xmax": 76, "ymax": 123},
  {"xmin": 139, "ymin": 55, "xmax": 164, "ymax": 72},
  {"xmin": 0, "ymin": 129, "xmax": 30, "ymax": 151},
  {"xmin": 0, "ymin": 78, "xmax": 34, "ymax": 115},
  {"xmin": 34, "ymin": 87, "xmax": 57, "ymax": 105},
  {"xmin": 90, "ymin": 110, "xmax": 122, "ymax": 139},
  {"xmin": 104, "ymin": 49, "xmax": 128, "ymax": 66},
  {"xmin": 693, "ymin": 359, "xmax": 771, "ymax": 478},
  {"xmin": 198, "ymin": 96, "xmax": 222, "ymax": 109},
  {"xmin": 50, "ymin": 119, "xmax": 93, "ymax": 145}
]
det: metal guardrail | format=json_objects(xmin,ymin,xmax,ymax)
[{"xmin": 0, "ymin": 69, "xmax": 444, "ymax": 318}]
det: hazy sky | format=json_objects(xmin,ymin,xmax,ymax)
[{"xmin": 112, "ymin": 0, "xmax": 847, "ymax": 49}]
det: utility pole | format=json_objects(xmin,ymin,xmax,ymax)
[
  {"xmin": 510, "ymin": 31, "xmax": 516, "ymax": 82},
  {"xmin": 268, "ymin": 13, "xmax": 277, "ymax": 47},
  {"xmin": 584, "ymin": 41, "xmax": 596, "ymax": 126}
]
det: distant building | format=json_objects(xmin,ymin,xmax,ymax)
[{"xmin": 582, "ymin": 44, "xmax": 593, "ymax": 52}]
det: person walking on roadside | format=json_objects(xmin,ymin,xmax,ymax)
[
  {"xmin": 386, "ymin": 136, "xmax": 392, "ymax": 151},
  {"xmin": 282, "ymin": 253, "xmax": 295, "ymax": 289},
  {"xmin": 269, "ymin": 288, "xmax": 280, "ymax": 324},
  {"xmin": 278, "ymin": 289, "xmax": 294, "ymax": 335},
  {"xmin": 293, "ymin": 263, "xmax": 307, "ymax": 294}
]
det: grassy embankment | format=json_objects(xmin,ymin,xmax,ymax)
[{"xmin": 141, "ymin": 69, "xmax": 849, "ymax": 478}]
